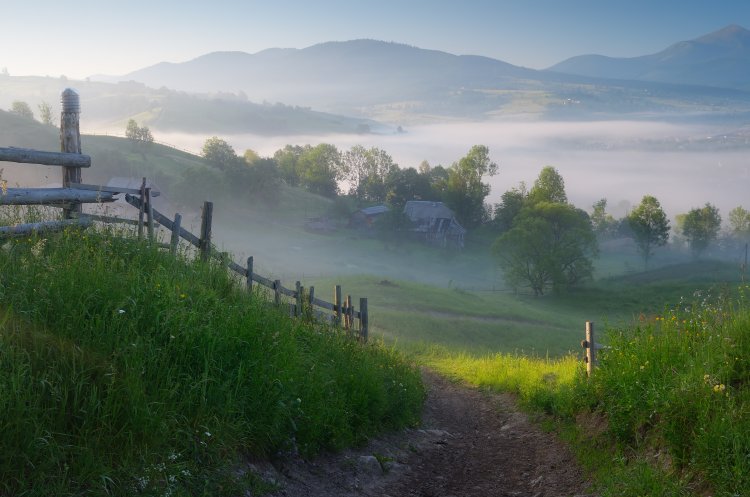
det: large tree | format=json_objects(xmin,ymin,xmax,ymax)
[
  {"xmin": 681, "ymin": 203, "xmax": 722, "ymax": 258},
  {"xmin": 627, "ymin": 195, "xmax": 670, "ymax": 268},
  {"xmin": 443, "ymin": 145, "xmax": 498, "ymax": 229},
  {"xmin": 728, "ymin": 206, "xmax": 750, "ymax": 241},
  {"xmin": 37, "ymin": 101, "xmax": 54, "ymax": 126},
  {"xmin": 493, "ymin": 202, "xmax": 597, "ymax": 295},
  {"xmin": 202, "ymin": 136, "xmax": 241, "ymax": 171},
  {"xmin": 590, "ymin": 198, "xmax": 617, "ymax": 239},
  {"xmin": 342, "ymin": 145, "xmax": 398, "ymax": 202},
  {"xmin": 297, "ymin": 143, "xmax": 342, "ymax": 198}
]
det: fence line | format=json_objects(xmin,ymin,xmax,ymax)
[{"xmin": 0, "ymin": 89, "xmax": 369, "ymax": 341}]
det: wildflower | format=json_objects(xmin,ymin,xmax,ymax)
[
  {"xmin": 180, "ymin": 293, "xmax": 186, "ymax": 299},
  {"xmin": 713, "ymin": 384, "xmax": 726, "ymax": 393},
  {"xmin": 0, "ymin": 179, "xmax": 6, "ymax": 196},
  {"xmin": 118, "ymin": 309, "xmax": 126, "ymax": 314}
]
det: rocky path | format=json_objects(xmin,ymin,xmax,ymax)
[{"xmin": 255, "ymin": 370, "xmax": 592, "ymax": 497}]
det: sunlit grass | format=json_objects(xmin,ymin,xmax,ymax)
[{"xmin": 0, "ymin": 223, "xmax": 424, "ymax": 496}]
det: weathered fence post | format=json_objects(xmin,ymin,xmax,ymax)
[
  {"xmin": 145, "ymin": 187, "xmax": 155, "ymax": 241},
  {"xmin": 295, "ymin": 281, "xmax": 303, "ymax": 317},
  {"xmin": 307, "ymin": 286, "xmax": 315, "ymax": 319},
  {"xmin": 199, "ymin": 201, "xmax": 213, "ymax": 262},
  {"xmin": 246, "ymin": 256, "xmax": 254, "ymax": 294},
  {"xmin": 170, "ymin": 213, "xmax": 182, "ymax": 255},
  {"xmin": 334, "ymin": 285, "xmax": 342, "ymax": 326},
  {"xmin": 360, "ymin": 297, "xmax": 368, "ymax": 342},
  {"xmin": 274, "ymin": 279, "xmax": 281, "ymax": 306},
  {"xmin": 137, "ymin": 178, "xmax": 146, "ymax": 239},
  {"xmin": 582, "ymin": 321, "xmax": 596, "ymax": 377},
  {"xmin": 345, "ymin": 295, "xmax": 353, "ymax": 331},
  {"xmin": 60, "ymin": 88, "xmax": 82, "ymax": 219}
]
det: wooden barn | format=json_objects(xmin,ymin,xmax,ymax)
[{"xmin": 404, "ymin": 201, "xmax": 466, "ymax": 249}]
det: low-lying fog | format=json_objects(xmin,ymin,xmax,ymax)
[{"xmin": 153, "ymin": 119, "xmax": 750, "ymax": 219}]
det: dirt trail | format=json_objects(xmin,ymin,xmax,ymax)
[{"xmin": 254, "ymin": 370, "xmax": 592, "ymax": 497}]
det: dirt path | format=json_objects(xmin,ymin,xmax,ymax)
[{"xmin": 253, "ymin": 370, "xmax": 592, "ymax": 497}]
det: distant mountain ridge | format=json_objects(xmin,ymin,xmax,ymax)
[
  {"xmin": 91, "ymin": 30, "xmax": 750, "ymax": 123},
  {"xmin": 547, "ymin": 25, "xmax": 750, "ymax": 90}
]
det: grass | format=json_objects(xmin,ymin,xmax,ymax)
[{"xmin": 0, "ymin": 224, "xmax": 424, "ymax": 496}]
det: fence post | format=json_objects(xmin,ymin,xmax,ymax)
[
  {"xmin": 274, "ymin": 279, "xmax": 281, "ymax": 307},
  {"xmin": 308, "ymin": 286, "xmax": 315, "ymax": 319},
  {"xmin": 137, "ymin": 178, "xmax": 146, "ymax": 239},
  {"xmin": 295, "ymin": 281, "xmax": 303, "ymax": 317},
  {"xmin": 145, "ymin": 187, "xmax": 155, "ymax": 241},
  {"xmin": 583, "ymin": 321, "xmax": 596, "ymax": 377},
  {"xmin": 334, "ymin": 285, "xmax": 342, "ymax": 326},
  {"xmin": 60, "ymin": 88, "xmax": 82, "ymax": 219},
  {"xmin": 170, "ymin": 213, "xmax": 182, "ymax": 255},
  {"xmin": 345, "ymin": 295, "xmax": 353, "ymax": 331},
  {"xmin": 199, "ymin": 201, "xmax": 213, "ymax": 262},
  {"xmin": 360, "ymin": 297, "xmax": 368, "ymax": 343},
  {"xmin": 246, "ymin": 256, "xmax": 253, "ymax": 294}
]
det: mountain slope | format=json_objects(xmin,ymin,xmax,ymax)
[{"xmin": 548, "ymin": 24, "xmax": 750, "ymax": 90}]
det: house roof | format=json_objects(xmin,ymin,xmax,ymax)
[
  {"xmin": 404, "ymin": 201, "xmax": 455, "ymax": 221},
  {"xmin": 358, "ymin": 205, "xmax": 390, "ymax": 216}
]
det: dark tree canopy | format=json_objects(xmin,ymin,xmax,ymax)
[{"xmin": 443, "ymin": 145, "xmax": 498, "ymax": 229}]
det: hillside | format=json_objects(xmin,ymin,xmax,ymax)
[
  {"xmin": 0, "ymin": 75, "xmax": 378, "ymax": 135},
  {"xmin": 548, "ymin": 24, "xmax": 750, "ymax": 91}
]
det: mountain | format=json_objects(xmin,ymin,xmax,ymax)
[
  {"xmin": 94, "ymin": 37, "xmax": 750, "ymax": 123},
  {"xmin": 547, "ymin": 25, "xmax": 750, "ymax": 90},
  {"xmin": 96, "ymin": 40, "xmax": 556, "ymax": 116}
]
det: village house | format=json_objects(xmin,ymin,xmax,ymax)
[{"xmin": 403, "ymin": 200, "xmax": 466, "ymax": 249}]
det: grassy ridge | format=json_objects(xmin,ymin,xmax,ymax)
[{"xmin": 0, "ymin": 227, "xmax": 424, "ymax": 496}]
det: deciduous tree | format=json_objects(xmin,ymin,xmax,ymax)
[
  {"xmin": 10, "ymin": 101, "xmax": 33, "ymax": 120},
  {"xmin": 493, "ymin": 202, "xmax": 597, "ymax": 295},
  {"xmin": 682, "ymin": 203, "xmax": 722, "ymax": 258},
  {"xmin": 627, "ymin": 195, "xmax": 670, "ymax": 268},
  {"xmin": 443, "ymin": 145, "xmax": 498, "ymax": 229}
]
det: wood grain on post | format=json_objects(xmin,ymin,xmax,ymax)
[
  {"xmin": 359, "ymin": 298, "xmax": 368, "ymax": 343},
  {"xmin": 60, "ymin": 89, "xmax": 82, "ymax": 218},
  {"xmin": 0, "ymin": 147, "xmax": 91, "ymax": 168},
  {"xmin": 170, "ymin": 213, "xmax": 182, "ymax": 255},
  {"xmin": 199, "ymin": 201, "xmax": 213, "ymax": 262}
]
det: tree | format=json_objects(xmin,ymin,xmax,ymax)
[
  {"xmin": 493, "ymin": 202, "xmax": 597, "ymax": 295},
  {"xmin": 297, "ymin": 143, "xmax": 342, "ymax": 198},
  {"xmin": 682, "ymin": 203, "xmax": 722, "ymax": 258},
  {"xmin": 273, "ymin": 144, "xmax": 308, "ymax": 187},
  {"xmin": 627, "ymin": 195, "xmax": 670, "ymax": 268},
  {"xmin": 728, "ymin": 206, "xmax": 750, "ymax": 240},
  {"xmin": 528, "ymin": 166, "xmax": 567, "ymax": 205},
  {"xmin": 126, "ymin": 119, "xmax": 153, "ymax": 146},
  {"xmin": 492, "ymin": 182, "xmax": 527, "ymax": 233},
  {"xmin": 38, "ymin": 101, "xmax": 54, "ymax": 126},
  {"xmin": 590, "ymin": 198, "xmax": 617, "ymax": 239},
  {"xmin": 202, "ymin": 136, "xmax": 242, "ymax": 171},
  {"xmin": 342, "ymin": 145, "xmax": 398, "ymax": 202},
  {"xmin": 442, "ymin": 145, "xmax": 498, "ymax": 229},
  {"xmin": 384, "ymin": 167, "xmax": 434, "ymax": 209},
  {"xmin": 10, "ymin": 101, "xmax": 33, "ymax": 120}
]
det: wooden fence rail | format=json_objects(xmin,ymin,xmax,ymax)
[{"xmin": 0, "ymin": 89, "xmax": 370, "ymax": 341}]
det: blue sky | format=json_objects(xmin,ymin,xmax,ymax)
[{"xmin": 2, "ymin": 0, "xmax": 749, "ymax": 78}]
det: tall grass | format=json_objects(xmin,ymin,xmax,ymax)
[{"xmin": 0, "ymin": 226, "xmax": 424, "ymax": 496}]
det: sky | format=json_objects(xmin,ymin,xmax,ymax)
[{"xmin": 2, "ymin": 0, "xmax": 749, "ymax": 79}]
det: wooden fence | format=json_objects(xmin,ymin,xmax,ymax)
[
  {"xmin": 0, "ymin": 89, "xmax": 369, "ymax": 341},
  {"xmin": 580, "ymin": 321, "xmax": 611, "ymax": 377}
]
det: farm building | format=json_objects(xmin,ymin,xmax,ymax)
[
  {"xmin": 348, "ymin": 205, "xmax": 390, "ymax": 230},
  {"xmin": 404, "ymin": 200, "xmax": 466, "ymax": 249}
]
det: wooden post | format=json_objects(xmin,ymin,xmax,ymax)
[
  {"xmin": 308, "ymin": 286, "xmax": 315, "ymax": 319},
  {"xmin": 584, "ymin": 321, "xmax": 596, "ymax": 377},
  {"xmin": 345, "ymin": 295, "xmax": 353, "ymax": 331},
  {"xmin": 295, "ymin": 281, "xmax": 303, "ymax": 317},
  {"xmin": 274, "ymin": 279, "xmax": 281, "ymax": 306},
  {"xmin": 170, "ymin": 213, "xmax": 182, "ymax": 255},
  {"xmin": 199, "ymin": 201, "xmax": 213, "ymax": 262},
  {"xmin": 359, "ymin": 298, "xmax": 368, "ymax": 343},
  {"xmin": 137, "ymin": 178, "xmax": 146, "ymax": 239},
  {"xmin": 60, "ymin": 88, "xmax": 82, "ymax": 219},
  {"xmin": 246, "ymin": 256, "xmax": 254, "ymax": 293},
  {"xmin": 334, "ymin": 285, "xmax": 342, "ymax": 326},
  {"xmin": 145, "ymin": 187, "xmax": 154, "ymax": 241}
]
